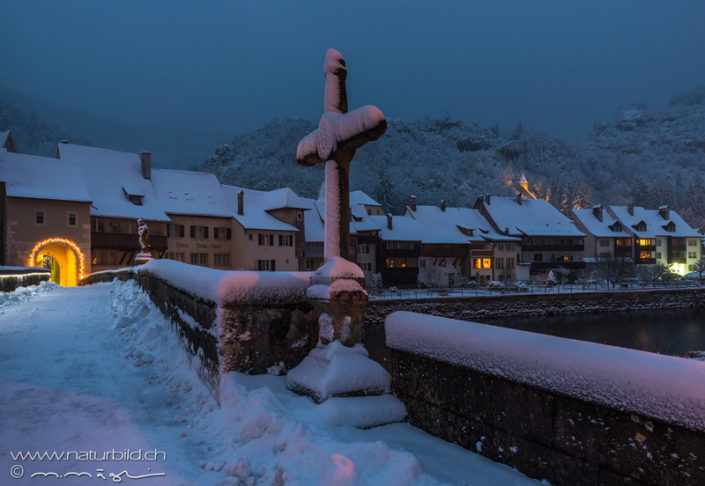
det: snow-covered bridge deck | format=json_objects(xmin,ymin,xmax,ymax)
[{"xmin": 0, "ymin": 281, "xmax": 536, "ymax": 485}]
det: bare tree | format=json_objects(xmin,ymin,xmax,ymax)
[
  {"xmin": 693, "ymin": 258, "xmax": 705, "ymax": 281},
  {"xmin": 595, "ymin": 257, "xmax": 633, "ymax": 288}
]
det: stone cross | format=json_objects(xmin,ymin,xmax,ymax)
[{"xmin": 297, "ymin": 49, "xmax": 387, "ymax": 261}]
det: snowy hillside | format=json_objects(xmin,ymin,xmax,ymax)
[{"xmin": 201, "ymin": 86, "xmax": 705, "ymax": 229}]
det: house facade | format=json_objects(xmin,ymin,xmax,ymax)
[
  {"xmin": 0, "ymin": 150, "xmax": 92, "ymax": 286},
  {"xmin": 475, "ymin": 194, "xmax": 586, "ymax": 280}
]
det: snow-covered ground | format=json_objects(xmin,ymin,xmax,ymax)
[{"xmin": 0, "ymin": 281, "xmax": 537, "ymax": 485}]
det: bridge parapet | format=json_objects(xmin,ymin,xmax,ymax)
[{"xmin": 385, "ymin": 311, "xmax": 705, "ymax": 486}]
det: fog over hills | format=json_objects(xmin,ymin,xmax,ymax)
[{"xmin": 202, "ymin": 86, "xmax": 705, "ymax": 229}]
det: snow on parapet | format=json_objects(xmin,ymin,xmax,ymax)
[
  {"xmin": 135, "ymin": 259, "xmax": 310, "ymax": 305},
  {"xmin": 218, "ymin": 271, "xmax": 310, "ymax": 305},
  {"xmin": 386, "ymin": 311, "xmax": 705, "ymax": 431}
]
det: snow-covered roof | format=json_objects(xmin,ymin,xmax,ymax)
[
  {"xmin": 151, "ymin": 169, "xmax": 232, "ymax": 218},
  {"xmin": 349, "ymin": 190, "xmax": 381, "ymax": 208},
  {"xmin": 482, "ymin": 197, "xmax": 585, "ymax": 237},
  {"xmin": 57, "ymin": 143, "xmax": 169, "ymax": 221},
  {"xmin": 571, "ymin": 209, "xmax": 632, "ymax": 238},
  {"xmin": 405, "ymin": 205, "xmax": 519, "ymax": 243},
  {"xmin": 302, "ymin": 198, "xmax": 325, "ymax": 242},
  {"xmin": 0, "ymin": 150, "xmax": 92, "ymax": 202},
  {"xmin": 262, "ymin": 187, "xmax": 310, "ymax": 211},
  {"xmin": 221, "ymin": 185, "xmax": 298, "ymax": 232},
  {"xmin": 369, "ymin": 215, "xmax": 423, "ymax": 242},
  {"xmin": 609, "ymin": 206, "xmax": 700, "ymax": 238}
]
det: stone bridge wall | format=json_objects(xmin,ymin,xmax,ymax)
[
  {"xmin": 82, "ymin": 263, "xmax": 318, "ymax": 400},
  {"xmin": 386, "ymin": 311, "xmax": 705, "ymax": 486},
  {"xmin": 366, "ymin": 288, "xmax": 705, "ymax": 326}
]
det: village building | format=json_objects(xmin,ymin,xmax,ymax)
[
  {"xmin": 151, "ymin": 169, "xmax": 235, "ymax": 268},
  {"xmin": 403, "ymin": 197, "xmax": 524, "ymax": 286},
  {"xmin": 608, "ymin": 205, "xmax": 701, "ymax": 275},
  {"xmin": 571, "ymin": 205, "xmax": 633, "ymax": 272},
  {"xmin": 0, "ymin": 150, "xmax": 92, "ymax": 286},
  {"xmin": 475, "ymin": 194, "xmax": 586, "ymax": 280},
  {"xmin": 369, "ymin": 213, "xmax": 422, "ymax": 288},
  {"xmin": 221, "ymin": 185, "xmax": 306, "ymax": 271},
  {"xmin": 56, "ymin": 142, "xmax": 169, "ymax": 272}
]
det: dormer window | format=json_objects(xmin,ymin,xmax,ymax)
[
  {"xmin": 663, "ymin": 221, "xmax": 676, "ymax": 233},
  {"xmin": 632, "ymin": 220, "xmax": 647, "ymax": 233},
  {"xmin": 122, "ymin": 183, "xmax": 144, "ymax": 206},
  {"xmin": 608, "ymin": 221, "xmax": 623, "ymax": 232}
]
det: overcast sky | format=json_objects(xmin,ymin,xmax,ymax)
[{"xmin": 2, "ymin": 1, "xmax": 705, "ymax": 149}]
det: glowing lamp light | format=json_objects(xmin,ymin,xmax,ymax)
[{"xmin": 27, "ymin": 237, "xmax": 86, "ymax": 280}]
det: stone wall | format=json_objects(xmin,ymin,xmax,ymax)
[
  {"xmin": 367, "ymin": 288, "xmax": 705, "ymax": 326},
  {"xmin": 0, "ymin": 267, "xmax": 51, "ymax": 292},
  {"xmin": 387, "ymin": 311, "xmax": 705, "ymax": 486},
  {"xmin": 82, "ymin": 267, "xmax": 317, "ymax": 399}
]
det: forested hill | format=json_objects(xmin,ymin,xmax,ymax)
[
  {"xmin": 0, "ymin": 97, "xmax": 86, "ymax": 156},
  {"xmin": 201, "ymin": 86, "xmax": 705, "ymax": 230}
]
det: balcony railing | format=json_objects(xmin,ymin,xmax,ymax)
[
  {"xmin": 91, "ymin": 232, "xmax": 168, "ymax": 251},
  {"xmin": 636, "ymin": 258, "xmax": 657, "ymax": 265},
  {"xmin": 521, "ymin": 244, "xmax": 584, "ymax": 252},
  {"xmin": 636, "ymin": 245, "xmax": 656, "ymax": 252}
]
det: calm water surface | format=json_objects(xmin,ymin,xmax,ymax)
[{"xmin": 364, "ymin": 309, "xmax": 705, "ymax": 371}]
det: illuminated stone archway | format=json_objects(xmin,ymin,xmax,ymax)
[{"xmin": 27, "ymin": 238, "xmax": 86, "ymax": 287}]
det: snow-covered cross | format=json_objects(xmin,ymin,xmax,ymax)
[{"xmin": 297, "ymin": 49, "xmax": 387, "ymax": 260}]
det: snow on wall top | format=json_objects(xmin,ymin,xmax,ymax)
[
  {"xmin": 571, "ymin": 209, "xmax": 631, "ymax": 238},
  {"xmin": 218, "ymin": 271, "xmax": 311, "ymax": 304},
  {"xmin": 0, "ymin": 150, "xmax": 92, "ymax": 202},
  {"xmin": 609, "ymin": 205, "xmax": 700, "ymax": 238},
  {"xmin": 221, "ymin": 185, "xmax": 299, "ymax": 232},
  {"xmin": 0, "ymin": 130, "xmax": 9, "ymax": 147},
  {"xmin": 135, "ymin": 259, "xmax": 311, "ymax": 305},
  {"xmin": 483, "ymin": 197, "xmax": 585, "ymax": 237},
  {"xmin": 386, "ymin": 311, "xmax": 705, "ymax": 431},
  {"xmin": 151, "ymin": 169, "xmax": 232, "ymax": 218},
  {"xmin": 57, "ymin": 143, "xmax": 169, "ymax": 221}
]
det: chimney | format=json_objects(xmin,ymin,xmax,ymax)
[
  {"xmin": 592, "ymin": 204, "xmax": 603, "ymax": 222},
  {"xmin": 409, "ymin": 194, "xmax": 417, "ymax": 212},
  {"xmin": 440, "ymin": 200, "xmax": 446, "ymax": 212},
  {"xmin": 485, "ymin": 194, "xmax": 491, "ymax": 205},
  {"xmin": 387, "ymin": 212, "xmax": 393, "ymax": 230},
  {"xmin": 628, "ymin": 204, "xmax": 634, "ymax": 216},
  {"xmin": 658, "ymin": 205, "xmax": 669, "ymax": 220},
  {"xmin": 516, "ymin": 192, "xmax": 523, "ymax": 205},
  {"xmin": 60, "ymin": 139, "xmax": 69, "ymax": 144},
  {"xmin": 237, "ymin": 190, "xmax": 244, "ymax": 215},
  {"xmin": 504, "ymin": 227, "xmax": 509, "ymax": 235},
  {"xmin": 140, "ymin": 151, "xmax": 151, "ymax": 180}
]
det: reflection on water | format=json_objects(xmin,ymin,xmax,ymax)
[{"xmin": 363, "ymin": 309, "xmax": 705, "ymax": 372}]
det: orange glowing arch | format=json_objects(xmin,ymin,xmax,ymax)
[{"xmin": 27, "ymin": 237, "xmax": 86, "ymax": 282}]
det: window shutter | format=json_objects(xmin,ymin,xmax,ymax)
[
  {"xmin": 190, "ymin": 226, "xmax": 195, "ymax": 238},
  {"xmin": 180, "ymin": 225, "xmax": 184, "ymax": 237},
  {"xmin": 204, "ymin": 227, "xmax": 209, "ymax": 239},
  {"xmin": 227, "ymin": 228, "xmax": 232, "ymax": 240},
  {"xmin": 271, "ymin": 259, "xmax": 276, "ymax": 271}
]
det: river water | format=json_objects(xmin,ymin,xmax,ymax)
[{"xmin": 363, "ymin": 309, "xmax": 705, "ymax": 371}]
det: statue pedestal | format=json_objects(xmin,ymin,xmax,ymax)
[
  {"xmin": 286, "ymin": 257, "xmax": 408, "ymax": 427},
  {"xmin": 134, "ymin": 252, "xmax": 153, "ymax": 265}
]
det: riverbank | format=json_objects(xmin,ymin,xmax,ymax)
[{"xmin": 365, "ymin": 287, "xmax": 705, "ymax": 327}]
